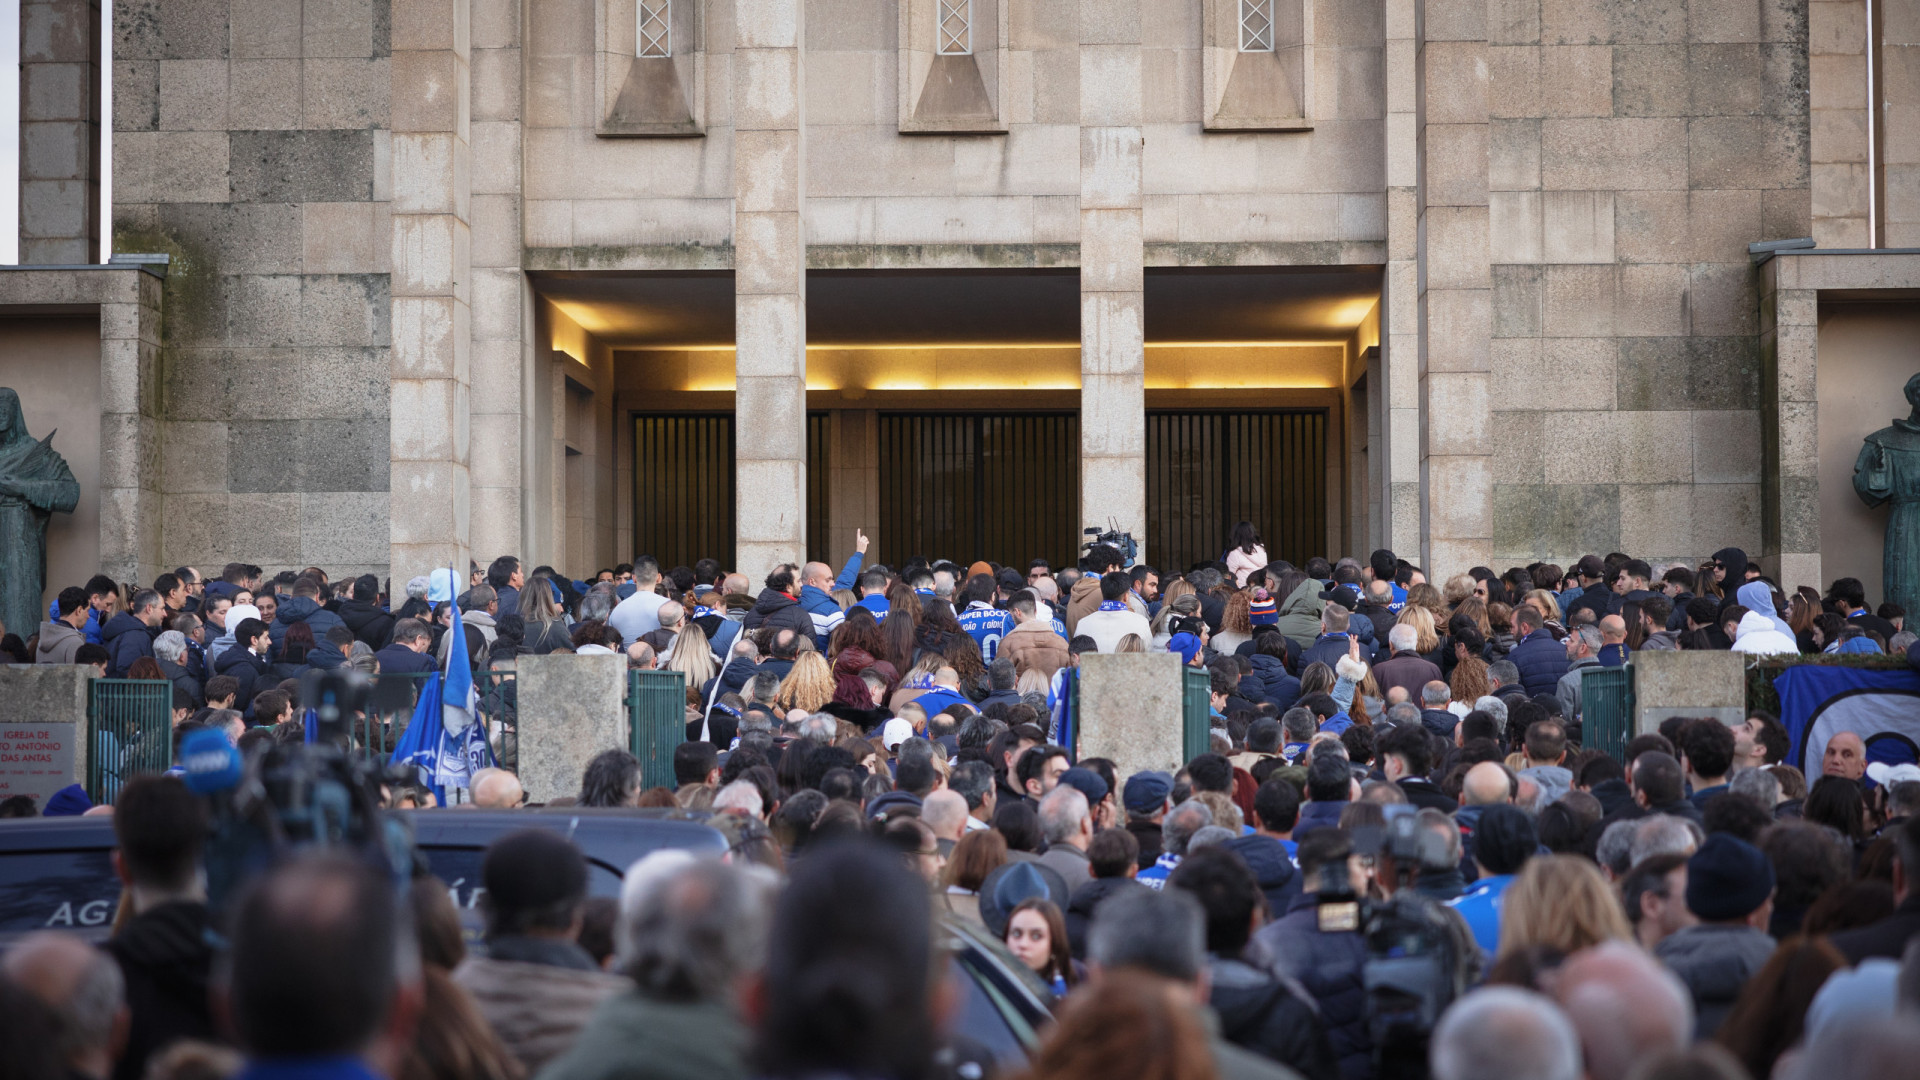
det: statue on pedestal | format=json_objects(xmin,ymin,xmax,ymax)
[
  {"xmin": 0, "ymin": 389, "xmax": 80, "ymax": 641},
  {"xmin": 1854, "ymin": 372, "xmax": 1920, "ymax": 617}
]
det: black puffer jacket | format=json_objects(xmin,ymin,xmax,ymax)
[
  {"xmin": 1064, "ymin": 876, "xmax": 1146, "ymax": 959},
  {"xmin": 1240, "ymin": 653, "xmax": 1301, "ymax": 713},
  {"xmin": 740, "ymin": 588, "xmax": 814, "ymax": 638},
  {"xmin": 104, "ymin": 902, "xmax": 217, "ymax": 1080},
  {"xmin": 1207, "ymin": 956, "xmax": 1339, "ymax": 1080},
  {"xmin": 337, "ymin": 597, "xmax": 395, "ymax": 648},
  {"xmin": 213, "ymin": 644, "xmax": 272, "ymax": 715},
  {"xmin": 1250, "ymin": 893, "xmax": 1371, "ymax": 1080}
]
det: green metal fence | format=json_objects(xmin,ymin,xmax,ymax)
[
  {"xmin": 1580, "ymin": 665, "xmax": 1634, "ymax": 761},
  {"xmin": 628, "ymin": 670, "xmax": 688, "ymax": 790},
  {"xmin": 87, "ymin": 678, "xmax": 173, "ymax": 803},
  {"xmin": 1181, "ymin": 667, "xmax": 1213, "ymax": 765}
]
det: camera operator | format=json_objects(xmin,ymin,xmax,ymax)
[{"xmin": 1248, "ymin": 828, "xmax": 1372, "ymax": 1080}]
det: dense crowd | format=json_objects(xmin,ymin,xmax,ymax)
[{"xmin": 5, "ymin": 526, "xmax": 1920, "ymax": 1080}]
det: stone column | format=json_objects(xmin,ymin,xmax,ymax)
[
  {"xmin": 733, "ymin": 0, "xmax": 808, "ymax": 582},
  {"xmin": 389, "ymin": 0, "xmax": 475, "ymax": 584},
  {"xmin": 1078, "ymin": 0, "xmax": 1145, "ymax": 552},
  {"xmin": 1416, "ymin": 1, "xmax": 1492, "ymax": 575},
  {"xmin": 18, "ymin": 0, "xmax": 100, "ymax": 264},
  {"xmin": 1380, "ymin": 0, "xmax": 1419, "ymax": 556},
  {"xmin": 1759, "ymin": 258, "xmax": 1821, "ymax": 591},
  {"xmin": 1810, "ymin": 1, "xmax": 1869, "ymax": 247},
  {"xmin": 469, "ymin": 0, "xmax": 528, "ymax": 568}
]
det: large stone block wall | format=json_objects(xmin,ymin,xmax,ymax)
[
  {"xmin": 114, "ymin": 0, "xmax": 395, "ymax": 581},
  {"xmin": 1474, "ymin": 0, "xmax": 1811, "ymax": 571}
]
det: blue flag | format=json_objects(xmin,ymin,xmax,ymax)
[
  {"xmin": 390, "ymin": 567, "xmax": 497, "ymax": 801},
  {"xmin": 1775, "ymin": 664, "xmax": 1920, "ymax": 780}
]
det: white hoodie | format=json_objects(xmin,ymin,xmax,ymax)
[{"xmin": 1731, "ymin": 610, "xmax": 1800, "ymax": 655}]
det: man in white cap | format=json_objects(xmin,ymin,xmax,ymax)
[
  {"xmin": 206, "ymin": 603, "xmax": 261, "ymax": 666},
  {"xmin": 882, "ymin": 717, "xmax": 915, "ymax": 753}
]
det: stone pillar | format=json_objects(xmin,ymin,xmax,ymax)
[
  {"xmin": 733, "ymin": 0, "xmax": 808, "ymax": 583},
  {"xmin": 1077, "ymin": 652, "xmax": 1185, "ymax": 776},
  {"xmin": 389, "ymin": 0, "xmax": 475, "ymax": 584},
  {"xmin": 1759, "ymin": 258, "xmax": 1821, "ymax": 591},
  {"xmin": 18, "ymin": 0, "xmax": 100, "ymax": 264},
  {"xmin": 514, "ymin": 652, "xmax": 628, "ymax": 803},
  {"xmin": 1878, "ymin": 0, "xmax": 1920, "ymax": 244},
  {"xmin": 469, "ymin": 0, "xmax": 528, "ymax": 568},
  {"xmin": 1078, "ymin": 0, "xmax": 1145, "ymax": 551},
  {"xmin": 1416, "ymin": 1, "xmax": 1492, "ymax": 575},
  {"xmin": 1380, "ymin": 0, "xmax": 1419, "ymax": 556},
  {"xmin": 1810, "ymin": 1, "xmax": 1869, "ymax": 247}
]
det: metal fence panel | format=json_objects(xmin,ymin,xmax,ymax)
[
  {"xmin": 87, "ymin": 679, "xmax": 173, "ymax": 803},
  {"xmin": 1581, "ymin": 665, "xmax": 1634, "ymax": 761},
  {"xmin": 358, "ymin": 671, "xmax": 434, "ymax": 760},
  {"xmin": 1182, "ymin": 667, "xmax": 1212, "ymax": 766},
  {"xmin": 629, "ymin": 670, "xmax": 688, "ymax": 790}
]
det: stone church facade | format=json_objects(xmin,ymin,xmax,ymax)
[{"xmin": 3, "ymin": 0, "xmax": 1919, "ymax": 601}]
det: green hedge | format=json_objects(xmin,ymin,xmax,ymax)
[{"xmin": 1744, "ymin": 653, "xmax": 1914, "ymax": 717}]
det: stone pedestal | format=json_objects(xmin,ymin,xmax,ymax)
[
  {"xmin": 0, "ymin": 666, "xmax": 91, "ymax": 803},
  {"xmin": 1076, "ymin": 652, "xmax": 1184, "ymax": 776},
  {"xmin": 514, "ymin": 652, "xmax": 628, "ymax": 803},
  {"xmin": 1631, "ymin": 650, "xmax": 1748, "ymax": 734}
]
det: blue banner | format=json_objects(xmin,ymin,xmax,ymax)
[{"xmin": 1774, "ymin": 664, "xmax": 1920, "ymax": 779}]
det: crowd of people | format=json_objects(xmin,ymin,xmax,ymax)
[{"xmin": 5, "ymin": 526, "xmax": 1920, "ymax": 1080}]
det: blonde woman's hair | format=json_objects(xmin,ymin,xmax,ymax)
[
  {"xmin": 1523, "ymin": 589, "xmax": 1564, "ymax": 623},
  {"xmin": 1406, "ymin": 582, "xmax": 1446, "ymax": 621},
  {"xmin": 1450, "ymin": 656, "xmax": 1490, "ymax": 704},
  {"xmin": 1396, "ymin": 605, "xmax": 1440, "ymax": 654},
  {"xmin": 1152, "ymin": 592, "xmax": 1201, "ymax": 636},
  {"xmin": 665, "ymin": 620, "xmax": 716, "ymax": 698},
  {"xmin": 1221, "ymin": 590, "xmax": 1253, "ymax": 634},
  {"xmin": 1194, "ymin": 791, "xmax": 1242, "ymax": 833},
  {"xmin": 776, "ymin": 651, "xmax": 836, "ymax": 713},
  {"xmin": 1496, "ymin": 855, "xmax": 1632, "ymax": 959},
  {"xmin": 1442, "ymin": 574, "xmax": 1476, "ymax": 609},
  {"xmin": 1016, "ymin": 668, "xmax": 1050, "ymax": 697},
  {"xmin": 1453, "ymin": 596, "xmax": 1492, "ymax": 637},
  {"xmin": 1160, "ymin": 578, "xmax": 1196, "ymax": 607},
  {"xmin": 1116, "ymin": 634, "xmax": 1147, "ymax": 653},
  {"xmin": 830, "ymin": 588, "xmax": 856, "ymax": 611}
]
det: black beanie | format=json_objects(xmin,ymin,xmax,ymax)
[
  {"xmin": 1474, "ymin": 804, "xmax": 1538, "ymax": 876},
  {"xmin": 1685, "ymin": 833, "xmax": 1775, "ymax": 922}
]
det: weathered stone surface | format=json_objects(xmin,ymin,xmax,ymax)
[
  {"xmin": 514, "ymin": 653, "xmax": 628, "ymax": 804},
  {"xmin": 1631, "ymin": 650, "xmax": 1748, "ymax": 734},
  {"xmin": 0, "ymin": 666, "xmax": 92, "ymax": 804},
  {"xmin": 1077, "ymin": 652, "xmax": 1187, "ymax": 776}
]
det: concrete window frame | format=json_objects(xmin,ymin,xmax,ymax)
[
  {"xmin": 898, "ymin": 0, "xmax": 1008, "ymax": 134},
  {"xmin": 938, "ymin": 0, "xmax": 972, "ymax": 56},
  {"xmin": 1202, "ymin": 0, "xmax": 1312, "ymax": 131},
  {"xmin": 596, "ymin": 0, "xmax": 706, "ymax": 136},
  {"xmin": 1240, "ymin": 0, "xmax": 1274, "ymax": 52}
]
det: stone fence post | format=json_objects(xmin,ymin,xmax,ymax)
[
  {"xmin": 514, "ymin": 653, "xmax": 628, "ymax": 804},
  {"xmin": 0, "ymin": 666, "xmax": 91, "ymax": 803},
  {"xmin": 1631, "ymin": 651, "xmax": 1748, "ymax": 734},
  {"xmin": 1076, "ymin": 652, "xmax": 1187, "ymax": 776}
]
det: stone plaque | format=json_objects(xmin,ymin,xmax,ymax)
[{"xmin": 0, "ymin": 721, "xmax": 77, "ymax": 803}]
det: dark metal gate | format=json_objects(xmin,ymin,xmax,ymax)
[
  {"xmin": 628, "ymin": 670, "xmax": 688, "ymax": 789},
  {"xmin": 877, "ymin": 413, "xmax": 1080, "ymax": 569},
  {"xmin": 1146, "ymin": 409, "xmax": 1328, "ymax": 573},
  {"xmin": 632, "ymin": 414, "xmax": 735, "ymax": 571},
  {"xmin": 86, "ymin": 678, "xmax": 172, "ymax": 803}
]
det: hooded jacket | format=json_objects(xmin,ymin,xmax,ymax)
[
  {"xmin": 1508, "ymin": 628, "xmax": 1571, "ymax": 698},
  {"xmin": 1207, "ymin": 955, "xmax": 1340, "ymax": 1080},
  {"xmin": 1518, "ymin": 764, "xmax": 1573, "ymax": 805},
  {"xmin": 1712, "ymin": 548, "xmax": 1749, "ymax": 619},
  {"xmin": 1225, "ymin": 834, "xmax": 1303, "ymax": 918},
  {"xmin": 102, "ymin": 611, "xmax": 157, "ymax": 677},
  {"xmin": 1736, "ymin": 581, "xmax": 1795, "ymax": 640},
  {"xmin": 1292, "ymin": 800, "xmax": 1346, "ymax": 840},
  {"xmin": 337, "ymin": 597, "xmax": 396, "ymax": 649},
  {"xmin": 104, "ymin": 901, "xmax": 218, "ymax": 1080},
  {"xmin": 35, "ymin": 618, "xmax": 83, "ymax": 664},
  {"xmin": 1274, "ymin": 579, "xmax": 1326, "ymax": 650},
  {"xmin": 740, "ymin": 587, "xmax": 814, "ymax": 639},
  {"xmin": 1065, "ymin": 574, "xmax": 1105, "ymax": 636},
  {"xmin": 214, "ymin": 642, "xmax": 272, "ymax": 715},
  {"xmin": 1731, "ymin": 611, "xmax": 1800, "ymax": 655},
  {"xmin": 1251, "ymin": 892, "xmax": 1371, "ymax": 1080},
  {"xmin": 1654, "ymin": 923, "xmax": 1777, "ymax": 1038},
  {"xmin": 269, "ymin": 595, "xmax": 348, "ymax": 658},
  {"xmin": 1240, "ymin": 653, "xmax": 1302, "ymax": 714}
]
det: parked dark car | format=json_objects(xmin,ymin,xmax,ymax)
[{"xmin": 0, "ymin": 807, "xmax": 1049, "ymax": 1070}]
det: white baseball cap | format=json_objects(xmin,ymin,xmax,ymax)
[{"xmin": 882, "ymin": 717, "xmax": 914, "ymax": 751}]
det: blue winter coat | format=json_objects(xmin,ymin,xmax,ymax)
[
  {"xmin": 1242, "ymin": 653, "xmax": 1301, "ymax": 714},
  {"xmin": 798, "ymin": 552, "xmax": 862, "ymax": 647},
  {"xmin": 1507, "ymin": 628, "xmax": 1570, "ymax": 698},
  {"xmin": 101, "ymin": 612, "xmax": 155, "ymax": 677},
  {"xmin": 268, "ymin": 596, "xmax": 349, "ymax": 667}
]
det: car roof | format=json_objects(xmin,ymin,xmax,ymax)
[{"xmin": 0, "ymin": 807, "xmax": 732, "ymax": 862}]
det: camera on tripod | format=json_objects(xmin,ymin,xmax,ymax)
[
  {"xmin": 1081, "ymin": 522, "xmax": 1140, "ymax": 570},
  {"xmin": 1313, "ymin": 806, "xmax": 1468, "ymax": 1080},
  {"xmin": 186, "ymin": 667, "xmax": 419, "ymax": 917}
]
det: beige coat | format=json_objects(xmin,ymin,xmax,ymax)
[{"xmin": 453, "ymin": 956, "xmax": 627, "ymax": 1076}]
